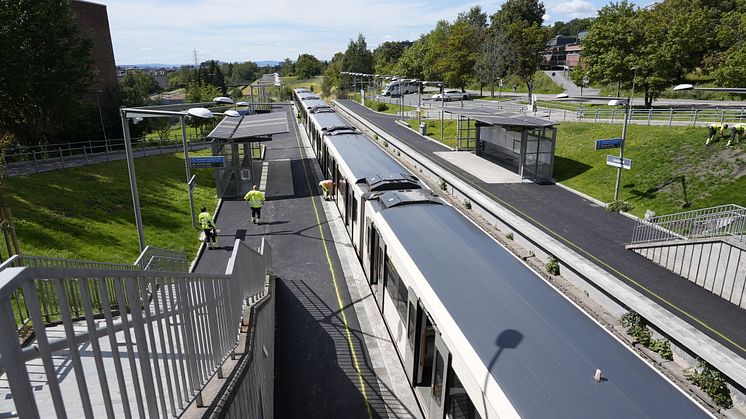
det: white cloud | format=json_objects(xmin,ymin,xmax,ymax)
[{"xmin": 550, "ymin": 0, "xmax": 596, "ymax": 19}]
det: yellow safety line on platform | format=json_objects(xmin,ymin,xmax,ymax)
[
  {"xmin": 364, "ymin": 114, "xmax": 746, "ymax": 356},
  {"xmin": 290, "ymin": 109, "xmax": 373, "ymax": 419}
]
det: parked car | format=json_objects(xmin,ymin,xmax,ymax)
[{"xmin": 431, "ymin": 89, "xmax": 469, "ymax": 101}]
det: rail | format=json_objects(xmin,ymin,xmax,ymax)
[
  {"xmin": 0, "ymin": 237, "xmax": 271, "ymax": 418},
  {"xmin": 1, "ymin": 246, "xmax": 188, "ymax": 336},
  {"xmin": 1, "ymin": 135, "xmax": 210, "ymax": 176},
  {"xmin": 630, "ymin": 204, "xmax": 746, "ymax": 245}
]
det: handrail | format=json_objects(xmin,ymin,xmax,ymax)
[
  {"xmin": 134, "ymin": 245, "xmax": 189, "ymax": 272},
  {"xmin": 630, "ymin": 204, "xmax": 746, "ymax": 245},
  {"xmin": 0, "ymin": 237, "xmax": 271, "ymax": 418}
]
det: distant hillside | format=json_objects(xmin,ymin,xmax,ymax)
[{"xmin": 256, "ymin": 60, "xmax": 281, "ymax": 67}]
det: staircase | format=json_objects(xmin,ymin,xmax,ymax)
[{"xmin": 627, "ymin": 205, "xmax": 746, "ymax": 308}]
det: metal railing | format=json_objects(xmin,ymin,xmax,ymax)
[
  {"xmin": 1, "ymin": 135, "xmax": 211, "ymax": 176},
  {"xmin": 0, "ymin": 237, "xmax": 271, "ymax": 418},
  {"xmin": 1, "ymin": 247, "xmax": 188, "ymax": 335},
  {"xmin": 535, "ymin": 106, "xmax": 746, "ymax": 127},
  {"xmin": 134, "ymin": 245, "xmax": 190, "ymax": 272},
  {"xmin": 630, "ymin": 204, "xmax": 746, "ymax": 245}
]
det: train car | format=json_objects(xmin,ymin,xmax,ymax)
[{"xmin": 293, "ymin": 92, "xmax": 712, "ymax": 418}]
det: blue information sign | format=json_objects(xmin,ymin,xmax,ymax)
[
  {"xmin": 595, "ymin": 138, "xmax": 623, "ymax": 150},
  {"xmin": 190, "ymin": 156, "xmax": 225, "ymax": 168}
]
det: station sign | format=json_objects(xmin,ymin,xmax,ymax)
[
  {"xmin": 606, "ymin": 155, "xmax": 632, "ymax": 170},
  {"xmin": 595, "ymin": 138, "xmax": 623, "ymax": 150},
  {"xmin": 190, "ymin": 156, "xmax": 225, "ymax": 169}
]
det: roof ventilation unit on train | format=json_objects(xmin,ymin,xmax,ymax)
[{"xmin": 366, "ymin": 173, "xmax": 421, "ymax": 191}]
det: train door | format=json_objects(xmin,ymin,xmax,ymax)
[
  {"xmin": 414, "ymin": 310, "xmax": 435, "ymax": 401},
  {"xmin": 405, "ymin": 293, "xmax": 422, "ymax": 383},
  {"xmin": 368, "ymin": 225, "xmax": 386, "ymax": 310},
  {"xmin": 429, "ymin": 333, "xmax": 451, "ymax": 419}
]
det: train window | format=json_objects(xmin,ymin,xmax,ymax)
[
  {"xmin": 432, "ymin": 350, "xmax": 445, "ymax": 406},
  {"xmin": 445, "ymin": 370, "xmax": 479, "ymax": 419},
  {"xmin": 385, "ymin": 258, "xmax": 407, "ymax": 320}
]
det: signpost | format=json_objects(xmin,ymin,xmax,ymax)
[
  {"xmin": 606, "ymin": 155, "xmax": 632, "ymax": 170},
  {"xmin": 595, "ymin": 138, "xmax": 623, "ymax": 150},
  {"xmin": 189, "ymin": 156, "xmax": 225, "ymax": 169}
]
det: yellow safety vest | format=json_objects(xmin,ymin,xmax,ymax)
[
  {"xmin": 244, "ymin": 190, "xmax": 265, "ymax": 208},
  {"xmin": 198, "ymin": 212, "xmax": 214, "ymax": 229}
]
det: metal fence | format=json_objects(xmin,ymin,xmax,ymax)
[
  {"xmin": 540, "ymin": 107, "xmax": 746, "ymax": 127},
  {"xmin": 134, "ymin": 245, "xmax": 190, "ymax": 272},
  {"xmin": 0, "ymin": 237, "xmax": 271, "ymax": 418},
  {"xmin": 630, "ymin": 204, "xmax": 746, "ymax": 245},
  {"xmin": 1, "ymin": 135, "xmax": 210, "ymax": 176}
]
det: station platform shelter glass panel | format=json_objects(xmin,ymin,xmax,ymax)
[
  {"xmin": 471, "ymin": 114, "xmax": 557, "ymax": 184},
  {"xmin": 212, "ymin": 141, "xmax": 256, "ymax": 199}
]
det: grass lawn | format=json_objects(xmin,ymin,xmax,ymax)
[
  {"xmin": 405, "ymin": 119, "xmax": 459, "ymax": 148},
  {"xmin": 469, "ymin": 71, "xmax": 564, "ymax": 95},
  {"xmin": 352, "ymin": 94, "xmax": 416, "ymax": 115},
  {"xmin": 4, "ymin": 148, "xmax": 219, "ymax": 264},
  {"xmin": 402, "ymin": 119, "xmax": 745, "ymax": 217},
  {"xmin": 281, "ymin": 76, "xmax": 322, "ymax": 93},
  {"xmin": 554, "ymin": 122, "xmax": 746, "ymax": 216}
]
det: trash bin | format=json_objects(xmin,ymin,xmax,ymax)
[{"xmin": 419, "ymin": 122, "xmax": 427, "ymax": 135}]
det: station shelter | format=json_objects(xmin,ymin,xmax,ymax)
[
  {"xmin": 206, "ymin": 110, "xmax": 289, "ymax": 198},
  {"xmin": 446, "ymin": 110, "xmax": 558, "ymax": 183}
]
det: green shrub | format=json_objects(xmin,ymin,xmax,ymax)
[
  {"xmin": 546, "ymin": 255, "xmax": 560, "ymax": 275},
  {"xmin": 607, "ymin": 200, "xmax": 633, "ymax": 213},
  {"xmin": 376, "ymin": 102, "xmax": 389, "ymax": 112},
  {"xmin": 687, "ymin": 359, "xmax": 733, "ymax": 409},
  {"xmin": 620, "ymin": 311, "xmax": 652, "ymax": 346},
  {"xmin": 506, "ymin": 232, "xmax": 514, "ymax": 240},
  {"xmin": 650, "ymin": 339, "xmax": 673, "ymax": 361},
  {"xmin": 439, "ymin": 178, "xmax": 447, "ymax": 190},
  {"xmin": 464, "ymin": 200, "xmax": 472, "ymax": 210}
]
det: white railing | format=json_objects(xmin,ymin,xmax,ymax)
[
  {"xmin": 631, "ymin": 204, "xmax": 746, "ymax": 245},
  {"xmin": 0, "ymin": 237, "xmax": 271, "ymax": 418},
  {"xmin": 134, "ymin": 245, "xmax": 190, "ymax": 272}
]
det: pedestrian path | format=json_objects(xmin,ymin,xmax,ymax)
[
  {"xmin": 192, "ymin": 105, "xmax": 422, "ymax": 418},
  {"xmin": 338, "ymin": 99, "xmax": 746, "ymax": 363}
]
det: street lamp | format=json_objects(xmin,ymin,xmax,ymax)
[
  {"xmin": 609, "ymin": 67, "xmax": 638, "ymax": 202},
  {"xmin": 120, "ymin": 104, "xmax": 238, "ymax": 251}
]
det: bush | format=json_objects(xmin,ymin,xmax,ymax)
[
  {"xmin": 650, "ymin": 339, "xmax": 673, "ymax": 361},
  {"xmin": 376, "ymin": 102, "xmax": 389, "ymax": 112},
  {"xmin": 687, "ymin": 359, "xmax": 733, "ymax": 409},
  {"xmin": 546, "ymin": 255, "xmax": 560, "ymax": 275},
  {"xmin": 620, "ymin": 311, "xmax": 652, "ymax": 346},
  {"xmin": 464, "ymin": 200, "xmax": 472, "ymax": 210},
  {"xmin": 606, "ymin": 200, "xmax": 633, "ymax": 213},
  {"xmin": 506, "ymin": 232, "xmax": 514, "ymax": 240},
  {"xmin": 439, "ymin": 178, "xmax": 447, "ymax": 190}
]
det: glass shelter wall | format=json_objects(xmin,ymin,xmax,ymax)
[
  {"xmin": 521, "ymin": 127, "xmax": 556, "ymax": 183},
  {"xmin": 477, "ymin": 124, "xmax": 556, "ymax": 183},
  {"xmin": 212, "ymin": 142, "xmax": 254, "ymax": 198}
]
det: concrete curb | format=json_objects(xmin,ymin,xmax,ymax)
[{"xmin": 334, "ymin": 99, "xmax": 746, "ymax": 391}]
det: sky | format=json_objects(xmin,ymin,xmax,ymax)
[{"xmin": 96, "ymin": 0, "xmax": 655, "ymax": 66}]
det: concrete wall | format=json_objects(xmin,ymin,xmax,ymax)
[{"xmin": 631, "ymin": 239, "xmax": 746, "ymax": 309}]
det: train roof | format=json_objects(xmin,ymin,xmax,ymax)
[
  {"xmin": 310, "ymin": 111, "xmax": 355, "ymax": 133},
  {"xmin": 328, "ymin": 136, "xmax": 414, "ymax": 184},
  {"xmin": 380, "ymin": 204, "xmax": 709, "ymax": 418}
]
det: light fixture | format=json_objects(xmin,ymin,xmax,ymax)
[
  {"xmin": 213, "ymin": 96, "xmax": 234, "ymax": 104},
  {"xmin": 187, "ymin": 107, "xmax": 213, "ymax": 119}
]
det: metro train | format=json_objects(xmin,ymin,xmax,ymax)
[{"xmin": 292, "ymin": 89, "xmax": 712, "ymax": 419}]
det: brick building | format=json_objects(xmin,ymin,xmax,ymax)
[{"xmin": 70, "ymin": 0, "xmax": 118, "ymax": 108}]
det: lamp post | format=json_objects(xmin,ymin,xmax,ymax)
[
  {"xmin": 120, "ymin": 103, "xmax": 237, "ymax": 251},
  {"xmin": 94, "ymin": 90, "xmax": 107, "ymax": 141},
  {"xmin": 610, "ymin": 67, "xmax": 638, "ymax": 202}
]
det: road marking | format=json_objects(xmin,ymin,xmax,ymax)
[
  {"xmin": 259, "ymin": 161, "xmax": 269, "ymax": 191},
  {"xmin": 290, "ymin": 109, "xmax": 373, "ymax": 419}
]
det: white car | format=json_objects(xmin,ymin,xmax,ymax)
[{"xmin": 431, "ymin": 89, "xmax": 469, "ymax": 101}]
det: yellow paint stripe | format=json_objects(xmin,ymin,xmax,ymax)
[
  {"xmin": 369, "ymin": 118, "xmax": 746, "ymax": 356},
  {"xmin": 290, "ymin": 109, "xmax": 373, "ymax": 419}
]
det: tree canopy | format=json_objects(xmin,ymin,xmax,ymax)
[
  {"xmin": 120, "ymin": 71, "xmax": 160, "ymax": 107},
  {"xmin": 341, "ymin": 34, "xmax": 374, "ymax": 74},
  {"xmin": 0, "ymin": 0, "xmax": 94, "ymax": 146},
  {"xmin": 295, "ymin": 54, "xmax": 323, "ymax": 79}
]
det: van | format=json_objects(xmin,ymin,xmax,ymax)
[{"xmin": 381, "ymin": 79, "xmax": 419, "ymax": 96}]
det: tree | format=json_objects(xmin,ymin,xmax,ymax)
[
  {"xmin": 423, "ymin": 20, "xmax": 451, "ymax": 82},
  {"xmin": 395, "ymin": 37, "xmax": 428, "ymax": 79},
  {"xmin": 711, "ymin": 0, "xmax": 746, "ymax": 86},
  {"xmin": 322, "ymin": 53, "xmax": 344, "ymax": 96},
  {"xmin": 582, "ymin": 0, "xmax": 709, "ymax": 106},
  {"xmin": 373, "ymin": 41, "xmax": 411, "ymax": 75},
  {"xmin": 437, "ymin": 18, "xmax": 481, "ymax": 89},
  {"xmin": 120, "ymin": 71, "xmax": 160, "ymax": 107},
  {"xmin": 224, "ymin": 61, "xmax": 260, "ymax": 84},
  {"xmin": 475, "ymin": 31, "xmax": 508, "ymax": 96},
  {"xmin": 197, "ymin": 60, "xmax": 226, "ymax": 94},
  {"xmin": 280, "ymin": 58, "xmax": 295, "ymax": 76},
  {"xmin": 549, "ymin": 18, "xmax": 594, "ymax": 37},
  {"xmin": 0, "ymin": 0, "xmax": 94, "ymax": 146},
  {"xmin": 295, "ymin": 54, "xmax": 323, "ymax": 79},
  {"xmin": 185, "ymin": 82, "xmax": 221, "ymax": 103},
  {"xmin": 490, "ymin": 0, "xmax": 549, "ymax": 99},
  {"xmin": 341, "ymin": 34, "xmax": 374, "ymax": 74}
]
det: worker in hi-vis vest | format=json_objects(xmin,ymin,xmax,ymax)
[
  {"xmin": 198, "ymin": 207, "xmax": 218, "ymax": 249},
  {"xmin": 319, "ymin": 179, "xmax": 334, "ymax": 201},
  {"xmin": 727, "ymin": 123, "xmax": 745, "ymax": 147},
  {"xmin": 706, "ymin": 123, "xmax": 729, "ymax": 145},
  {"xmin": 244, "ymin": 185, "xmax": 266, "ymax": 224}
]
